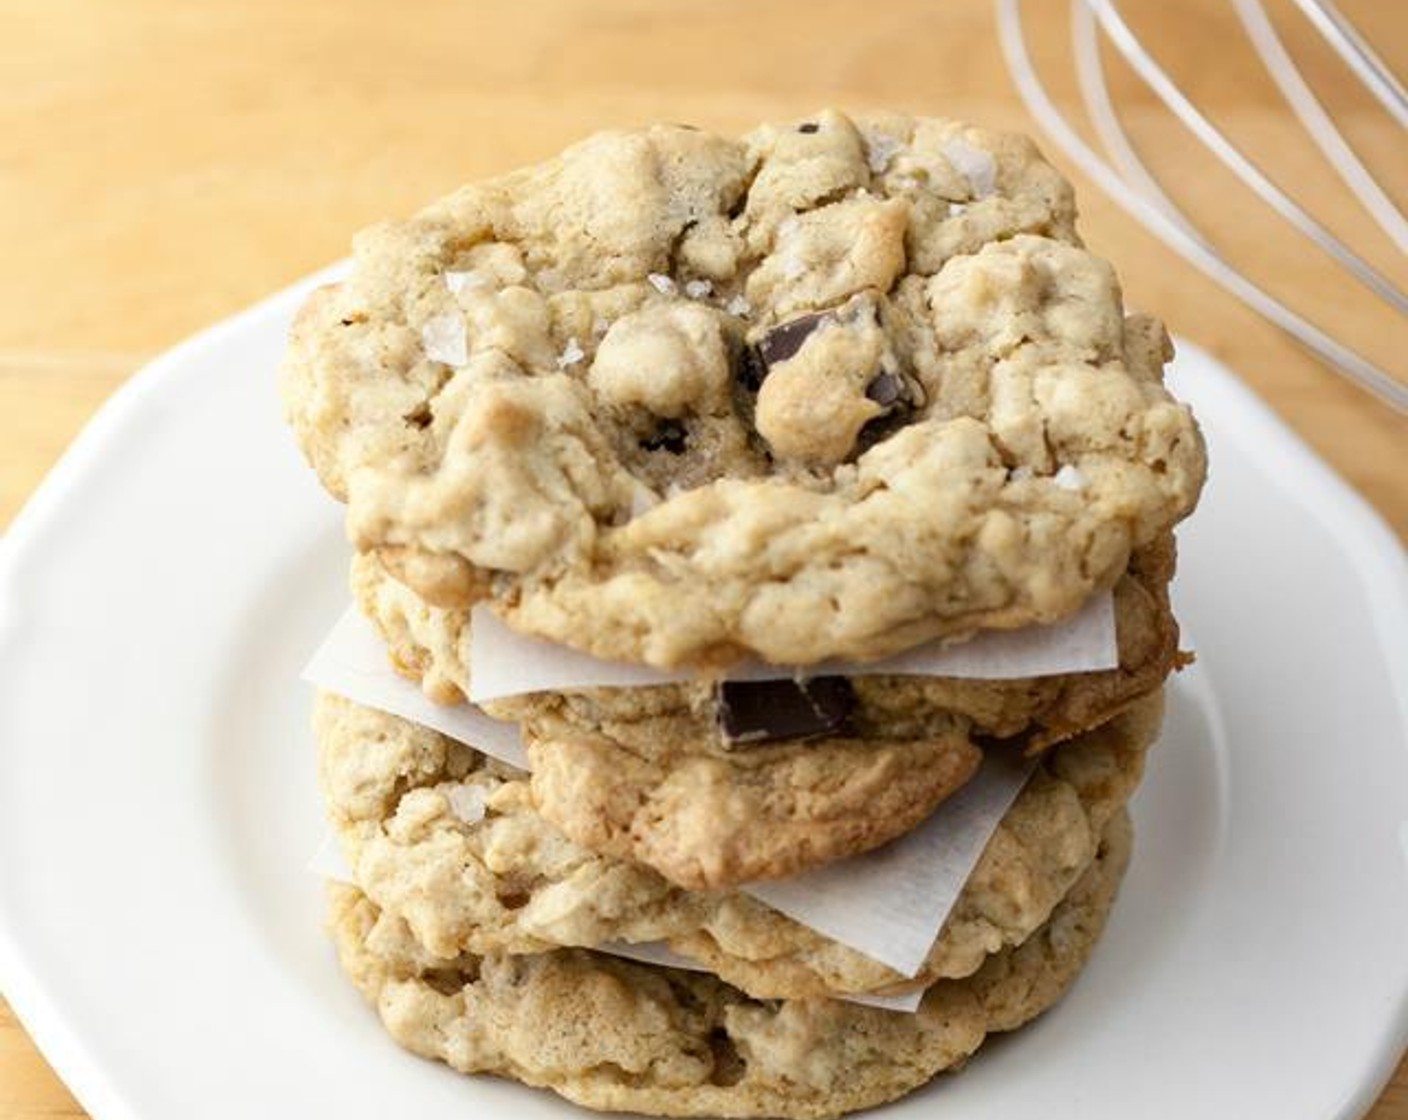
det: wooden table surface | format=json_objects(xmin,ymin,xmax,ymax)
[{"xmin": 1, "ymin": 0, "xmax": 1404, "ymax": 1116}]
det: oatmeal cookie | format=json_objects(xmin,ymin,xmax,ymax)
[
  {"xmin": 282, "ymin": 110, "xmax": 1205, "ymax": 670},
  {"xmin": 354, "ymin": 531, "xmax": 1180, "ymax": 751},
  {"xmin": 327, "ymin": 809, "xmax": 1131, "ymax": 1119}
]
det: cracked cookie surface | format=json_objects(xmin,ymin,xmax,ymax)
[
  {"xmin": 282, "ymin": 109, "xmax": 1205, "ymax": 670},
  {"xmin": 328, "ymin": 810, "xmax": 1131, "ymax": 1119},
  {"xmin": 316, "ymin": 691, "xmax": 1157, "ymax": 998}
]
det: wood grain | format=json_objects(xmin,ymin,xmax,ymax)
[{"xmin": 0, "ymin": 0, "xmax": 1403, "ymax": 1116}]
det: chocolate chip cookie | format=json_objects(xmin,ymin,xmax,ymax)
[{"xmin": 282, "ymin": 110, "xmax": 1205, "ymax": 671}]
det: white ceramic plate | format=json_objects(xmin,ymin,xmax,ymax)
[{"xmin": 1, "ymin": 270, "xmax": 1405, "ymax": 1120}]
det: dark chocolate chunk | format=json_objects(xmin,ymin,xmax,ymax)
[
  {"xmin": 757, "ymin": 313, "xmax": 827, "ymax": 369},
  {"xmin": 641, "ymin": 420, "xmax": 688, "ymax": 454},
  {"xmin": 856, "ymin": 407, "xmax": 911, "ymax": 451},
  {"xmin": 717, "ymin": 677, "xmax": 856, "ymax": 745},
  {"xmin": 737, "ymin": 345, "xmax": 767, "ymax": 392},
  {"xmin": 864, "ymin": 370, "xmax": 905, "ymax": 407},
  {"xmin": 798, "ymin": 122, "xmax": 820, "ymax": 134}
]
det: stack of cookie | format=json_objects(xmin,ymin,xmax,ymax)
[{"xmin": 282, "ymin": 110, "xmax": 1205, "ymax": 1117}]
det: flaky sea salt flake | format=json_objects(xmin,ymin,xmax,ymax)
[
  {"xmin": 942, "ymin": 139, "xmax": 997, "ymax": 198},
  {"xmin": 444, "ymin": 270, "xmax": 487, "ymax": 295},
  {"xmin": 558, "ymin": 337, "xmax": 586, "ymax": 368},
  {"xmin": 647, "ymin": 273, "xmax": 677, "ymax": 295},
  {"xmin": 865, "ymin": 131, "xmax": 903, "ymax": 174},
  {"xmin": 422, "ymin": 314, "xmax": 468, "ymax": 367},
  {"xmin": 445, "ymin": 784, "xmax": 488, "ymax": 824},
  {"xmin": 1053, "ymin": 464, "xmax": 1086, "ymax": 492},
  {"xmin": 725, "ymin": 294, "xmax": 751, "ymax": 317},
  {"xmin": 684, "ymin": 279, "xmax": 713, "ymax": 299}
]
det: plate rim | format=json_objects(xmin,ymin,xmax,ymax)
[
  {"xmin": 0, "ymin": 265, "xmax": 341, "ymax": 1120},
  {"xmin": 0, "ymin": 271, "xmax": 1405, "ymax": 1120}
]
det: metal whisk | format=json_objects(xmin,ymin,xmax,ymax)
[{"xmin": 998, "ymin": 0, "xmax": 1408, "ymax": 413}]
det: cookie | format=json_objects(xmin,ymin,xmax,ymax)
[
  {"xmin": 354, "ymin": 530, "xmax": 1180, "ymax": 747},
  {"xmin": 511, "ymin": 701, "xmax": 982, "ymax": 889},
  {"xmin": 316, "ymin": 690, "xmax": 1158, "ymax": 998},
  {"xmin": 348, "ymin": 533, "xmax": 1176, "ymax": 890},
  {"xmin": 328, "ymin": 810, "xmax": 1131, "ymax": 1119},
  {"xmin": 282, "ymin": 109, "xmax": 1206, "ymax": 671},
  {"xmin": 339, "ymin": 683, "xmax": 979, "ymax": 891}
]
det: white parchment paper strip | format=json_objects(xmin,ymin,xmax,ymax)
[
  {"xmin": 303, "ymin": 609, "xmax": 1055, "ymax": 981},
  {"xmin": 308, "ymin": 831, "xmax": 355, "ymax": 882},
  {"xmin": 468, "ymin": 591, "xmax": 1117, "ymax": 703},
  {"xmin": 305, "ymin": 608, "xmax": 529, "ymax": 769},
  {"xmin": 746, "ymin": 745, "xmax": 1033, "ymax": 977}
]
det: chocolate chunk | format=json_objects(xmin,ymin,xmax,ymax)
[
  {"xmin": 856, "ymin": 408, "xmax": 911, "ymax": 451},
  {"xmin": 798, "ymin": 122, "xmax": 820, "ymax": 134},
  {"xmin": 717, "ymin": 677, "xmax": 856, "ymax": 745},
  {"xmin": 865, "ymin": 370, "xmax": 905, "ymax": 407},
  {"xmin": 737, "ymin": 345, "xmax": 767, "ymax": 392},
  {"xmin": 757, "ymin": 313, "xmax": 827, "ymax": 369},
  {"xmin": 641, "ymin": 420, "xmax": 688, "ymax": 454}
]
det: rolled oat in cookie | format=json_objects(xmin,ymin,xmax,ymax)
[
  {"xmin": 316, "ymin": 690, "xmax": 1158, "ymax": 998},
  {"xmin": 327, "ymin": 809, "xmax": 1132, "ymax": 1119},
  {"xmin": 282, "ymin": 109, "xmax": 1206, "ymax": 670}
]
